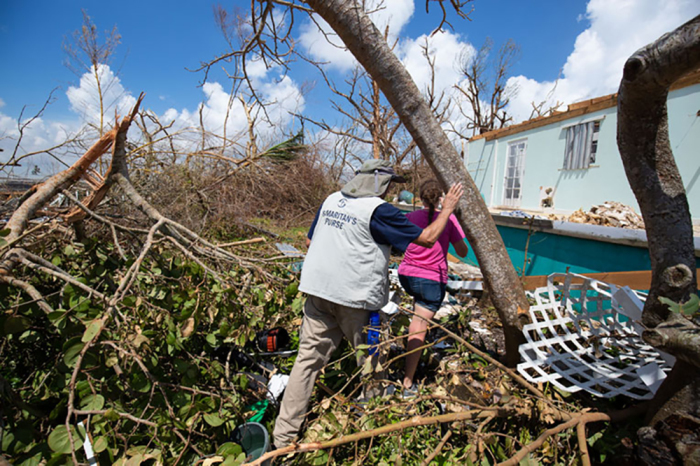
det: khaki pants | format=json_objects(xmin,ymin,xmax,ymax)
[{"xmin": 273, "ymin": 295, "xmax": 370, "ymax": 447}]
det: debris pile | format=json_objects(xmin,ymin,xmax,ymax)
[{"xmin": 565, "ymin": 201, "xmax": 645, "ymax": 229}]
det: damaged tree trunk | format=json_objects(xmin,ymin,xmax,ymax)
[
  {"xmin": 617, "ymin": 15, "xmax": 700, "ymax": 462},
  {"xmin": 304, "ymin": 0, "xmax": 529, "ymax": 366}
]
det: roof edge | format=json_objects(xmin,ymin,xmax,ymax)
[{"xmin": 470, "ymin": 68, "xmax": 700, "ymax": 142}]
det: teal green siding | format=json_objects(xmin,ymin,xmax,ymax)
[
  {"xmin": 466, "ymin": 84, "xmax": 700, "ymax": 221},
  {"xmin": 454, "ymin": 226, "xmax": 700, "ymax": 277}
]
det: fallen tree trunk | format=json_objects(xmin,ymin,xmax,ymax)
[{"xmin": 304, "ymin": 0, "xmax": 529, "ymax": 366}]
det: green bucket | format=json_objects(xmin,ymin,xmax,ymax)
[{"xmin": 232, "ymin": 422, "xmax": 270, "ymax": 464}]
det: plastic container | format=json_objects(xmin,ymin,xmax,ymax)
[
  {"xmin": 367, "ymin": 311, "xmax": 381, "ymax": 355},
  {"xmin": 232, "ymin": 422, "xmax": 270, "ymax": 464},
  {"xmin": 398, "ymin": 190, "xmax": 414, "ymax": 203}
]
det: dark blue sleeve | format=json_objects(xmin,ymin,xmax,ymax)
[
  {"xmin": 370, "ymin": 203, "xmax": 423, "ymax": 252},
  {"xmin": 308, "ymin": 206, "xmax": 321, "ymax": 239}
]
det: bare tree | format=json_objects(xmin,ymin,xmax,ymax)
[
  {"xmin": 616, "ymin": 15, "xmax": 700, "ymax": 462},
  {"xmin": 63, "ymin": 10, "xmax": 122, "ymax": 139},
  {"xmin": 454, "ymin": 38, "xmax": 520, "ymax": 136},
  {"xmin": 0, "ymin": 89, "xmax": 81, "ymax": 176},
  {"xmin": 528, "ymin": 71, "xmax": 564, "ymax": 120}
]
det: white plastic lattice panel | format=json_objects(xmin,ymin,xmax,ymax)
[{"xmin": 517, "ymin": 273, "xmax": 674, "ymax": 400}]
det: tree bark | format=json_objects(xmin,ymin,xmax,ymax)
[
  {"xmin": 304, "ymin": 0, "xmax": 529, "ymax": 365},
  {"xmin": 616, "ymin": 14, "xmax": 700, "ymax": 461}
]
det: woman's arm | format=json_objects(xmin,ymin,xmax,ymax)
[
  {"xmin": 413, "ymin": 183, "xmax": 464, "ymax": 248},
  {"xmin": 452, "ymin": 239, "xmax": 469, "ymax": 258}
]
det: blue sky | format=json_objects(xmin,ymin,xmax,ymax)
[
  {"xmin": 0, "ymin": 1, "xmax": 587, "ymax": 118},
  {"xmin": 1, "ymin": 0, "xmax": 699, "ymax": 175}
]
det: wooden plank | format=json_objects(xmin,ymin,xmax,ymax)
[{"xmin": 521, "ymin": 269, "xmax": 700, "ymax": 291}]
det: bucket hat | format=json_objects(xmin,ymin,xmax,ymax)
[{"xmin": 341, "ymin": 159, "xmax": 406, "ymax": 198}]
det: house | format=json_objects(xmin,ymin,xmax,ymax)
[{"xmin": 465, "ymin": 70, "xmax": 700, "ymax": 224}]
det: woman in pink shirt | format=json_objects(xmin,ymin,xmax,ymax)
[{"xmin": 398, "ymin": 180, "xmax": 468, "ymax": 391}]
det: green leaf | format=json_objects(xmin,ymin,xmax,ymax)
[
  {"xmin": 587, "ymin": 431, "xmax": 604, "ymax": 447},
  {"xmin": 93, "ymin": 436, "xmax": 109, "ymax": 453},
  {"xmin": 658, "ymin": 296, "xmax": 681, "ymax": 313},
  {"xmin": 125, "ymin": 454, "xmax": 144, "ymax": 466},
  {"xmin": 681, "ymin": 294, "xmax": 700, "ymax": 315},
  {"xmin": 203, "ymin": 413, "xmax": 225, "ymax": 427},
  {"xmin": 216, "ymin": 442, "xmax": 243, "ymax": 457},
  {"xmin": 659, "ymin": 294, "xmax": 700, "ymax": 316},
  {"xmin": 310, "ymin": 450, "xmax": 329, "ymax": 465},
  {"xmin": 81, "ymin": 319, "xmax": 103, "ymax": 342},
  {"xmin": 80, "ymin": 394, "xmax": 105, "ymax": 411},
  {"xmin": 222, "ymin": 452, "xmax": 247, "ymax": 466},
  {"xmin": 63, "ymin": 342, "xmax": 85, "ymax": 367},
  {"xmin": 131, "ymin": 373, "xmax": 151, "ymax": 393},
  {"xmin": 292, "ymin": 296, "xmax": 304, "ymax": 315},
  {"xmin": 17, "ymin": 451, "xmax": 43, "ymax": 466},
  {"xmin": 3, "ymin": 315, "xmax": 31, "ymax": 335},
  {"xmin": 48, "ymin": 310, "xmax": 66, "ymax": 322},
  {"xmin": 284, "ymin": 281, "xmax": 299, "ymax": 299},
  {"xmin": 63, "ymin": 245, "xmax": 76, "ymax": 257},
  {"xmin": 206, "ymin": 333, "xmax": 218, "ymax": 346},
  {"xmin": 48, "ymin": 425, "xmax": 84, "ymax": 454},
  {"xmin": 0, "ymin": 228, "xmax": 11, "ymax": 237},
  {"xmin": 103, "ymin": 408, "xmax": 120, "ymax": 422},
  {"xmin": 362, "ymin": 358, "xmax": 373, "ymax": 376}
]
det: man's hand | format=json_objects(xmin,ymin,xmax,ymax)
[{"xmin": 441, "ymin": 183, "xmax": 464, "ymax": 212}]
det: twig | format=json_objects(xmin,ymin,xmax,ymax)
[
  {"xmin": 421, "ymin": 430, "xmax": 452, "ymax": 466},
  {"xmin": 0, "ymin": 218, "xmax": 52, "ymax": 254},
  {"xmin": 498, "ymin": 412, "xmax": 610, "ymax": 466},
  {"xmin": 218, "ymin": 237, "xmax": 266, "ymax": 247},
  {"xmin": 0, "ymin": 275, "xmax": 53, "ymax": 314},
  {"xmin": 577, "ymin": 421, "xmax": 592, "ymax": 466},
  {"xmin": 498, "ymin": 403, "xmax": 648, "ymax": 466},
  {"xmin": 244, "ymin": 408, "xmax": 513, "ymax": 466}
]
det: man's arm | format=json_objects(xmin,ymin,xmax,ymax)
[
  {"xmin": 412, "ymin": 183, "xmax": 464, "ymax": 248},
  {"xmin": 306, "ymin": 205, "xmax": 322, "ymax": 248}
]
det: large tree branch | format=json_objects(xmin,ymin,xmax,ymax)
[
  {"xmin": 617, "ymin": 15, "xmax": 700, "ymax": 326},
  {"xmin": 616, "ymin": 14, "xmax": 700, "ymax": 438},
  {"xmin": 643, "ymin": 315, "xmax": 700, "ymax": 369}
]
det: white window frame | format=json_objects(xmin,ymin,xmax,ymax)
[
  {"xmin": 563, "ymin": 119, "xmax": 602, "ymax": 170},
  {"xmin": 502, "ymin": 138, "xmax": 527, "ymax": 208}
]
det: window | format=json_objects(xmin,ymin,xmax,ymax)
[
  {"xmin": 563, "ymin": 120, "xmax": 600, "ymax": 170},
  {"xmin": 503, "ymin": 139, "xmax": 527, "ymax": 208}
]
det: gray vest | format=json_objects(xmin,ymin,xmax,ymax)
[{"xmin": 300, "ymin": 191, "xmax": 391, "ymax": 310}]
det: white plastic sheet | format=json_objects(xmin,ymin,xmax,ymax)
[{"xmin": 517, "ymin": 273, "xmax": 674, "ymax": 400}]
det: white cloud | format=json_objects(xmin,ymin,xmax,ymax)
[
  {"xmin": 400, "ymin": 30, "xmax": 473, "ymax": 98},
  {"xmin": 66, "ymin": 64, "xmax": 137, "ymax": 129},
  {"xmin": 2, "ymin": 62, "xmax": 305, "ymax": 175},
  {"xmin": 159, "ymin": 74, "xmax": 305, "ymax": 143},
  {"xmin": 507, "ymin": 0, "xmax": 700, "ymax": 122},
  {"xmin": 0, "ymin": 98, "xmax": 5, "ymax": 109},
  {"xmin": 0, "ymin": 109, "xmax": 85, "ymax": 176},
  {"xmin": 298, "ymin": 0, "xmax": 415, "ymax": 71}
]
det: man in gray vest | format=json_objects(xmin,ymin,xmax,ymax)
[{"xmin": 273, "ymin": 159, "xmax": 464, "ymax": 448}]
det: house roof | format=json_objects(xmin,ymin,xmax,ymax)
[{"xmin": 470, "ymin": 68, "xmax": 700, "ymax": 142}]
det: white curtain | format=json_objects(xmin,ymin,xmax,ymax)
[{"xmin": 563, "ymin": 121, "xmax": 595, "ymax": 170}]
